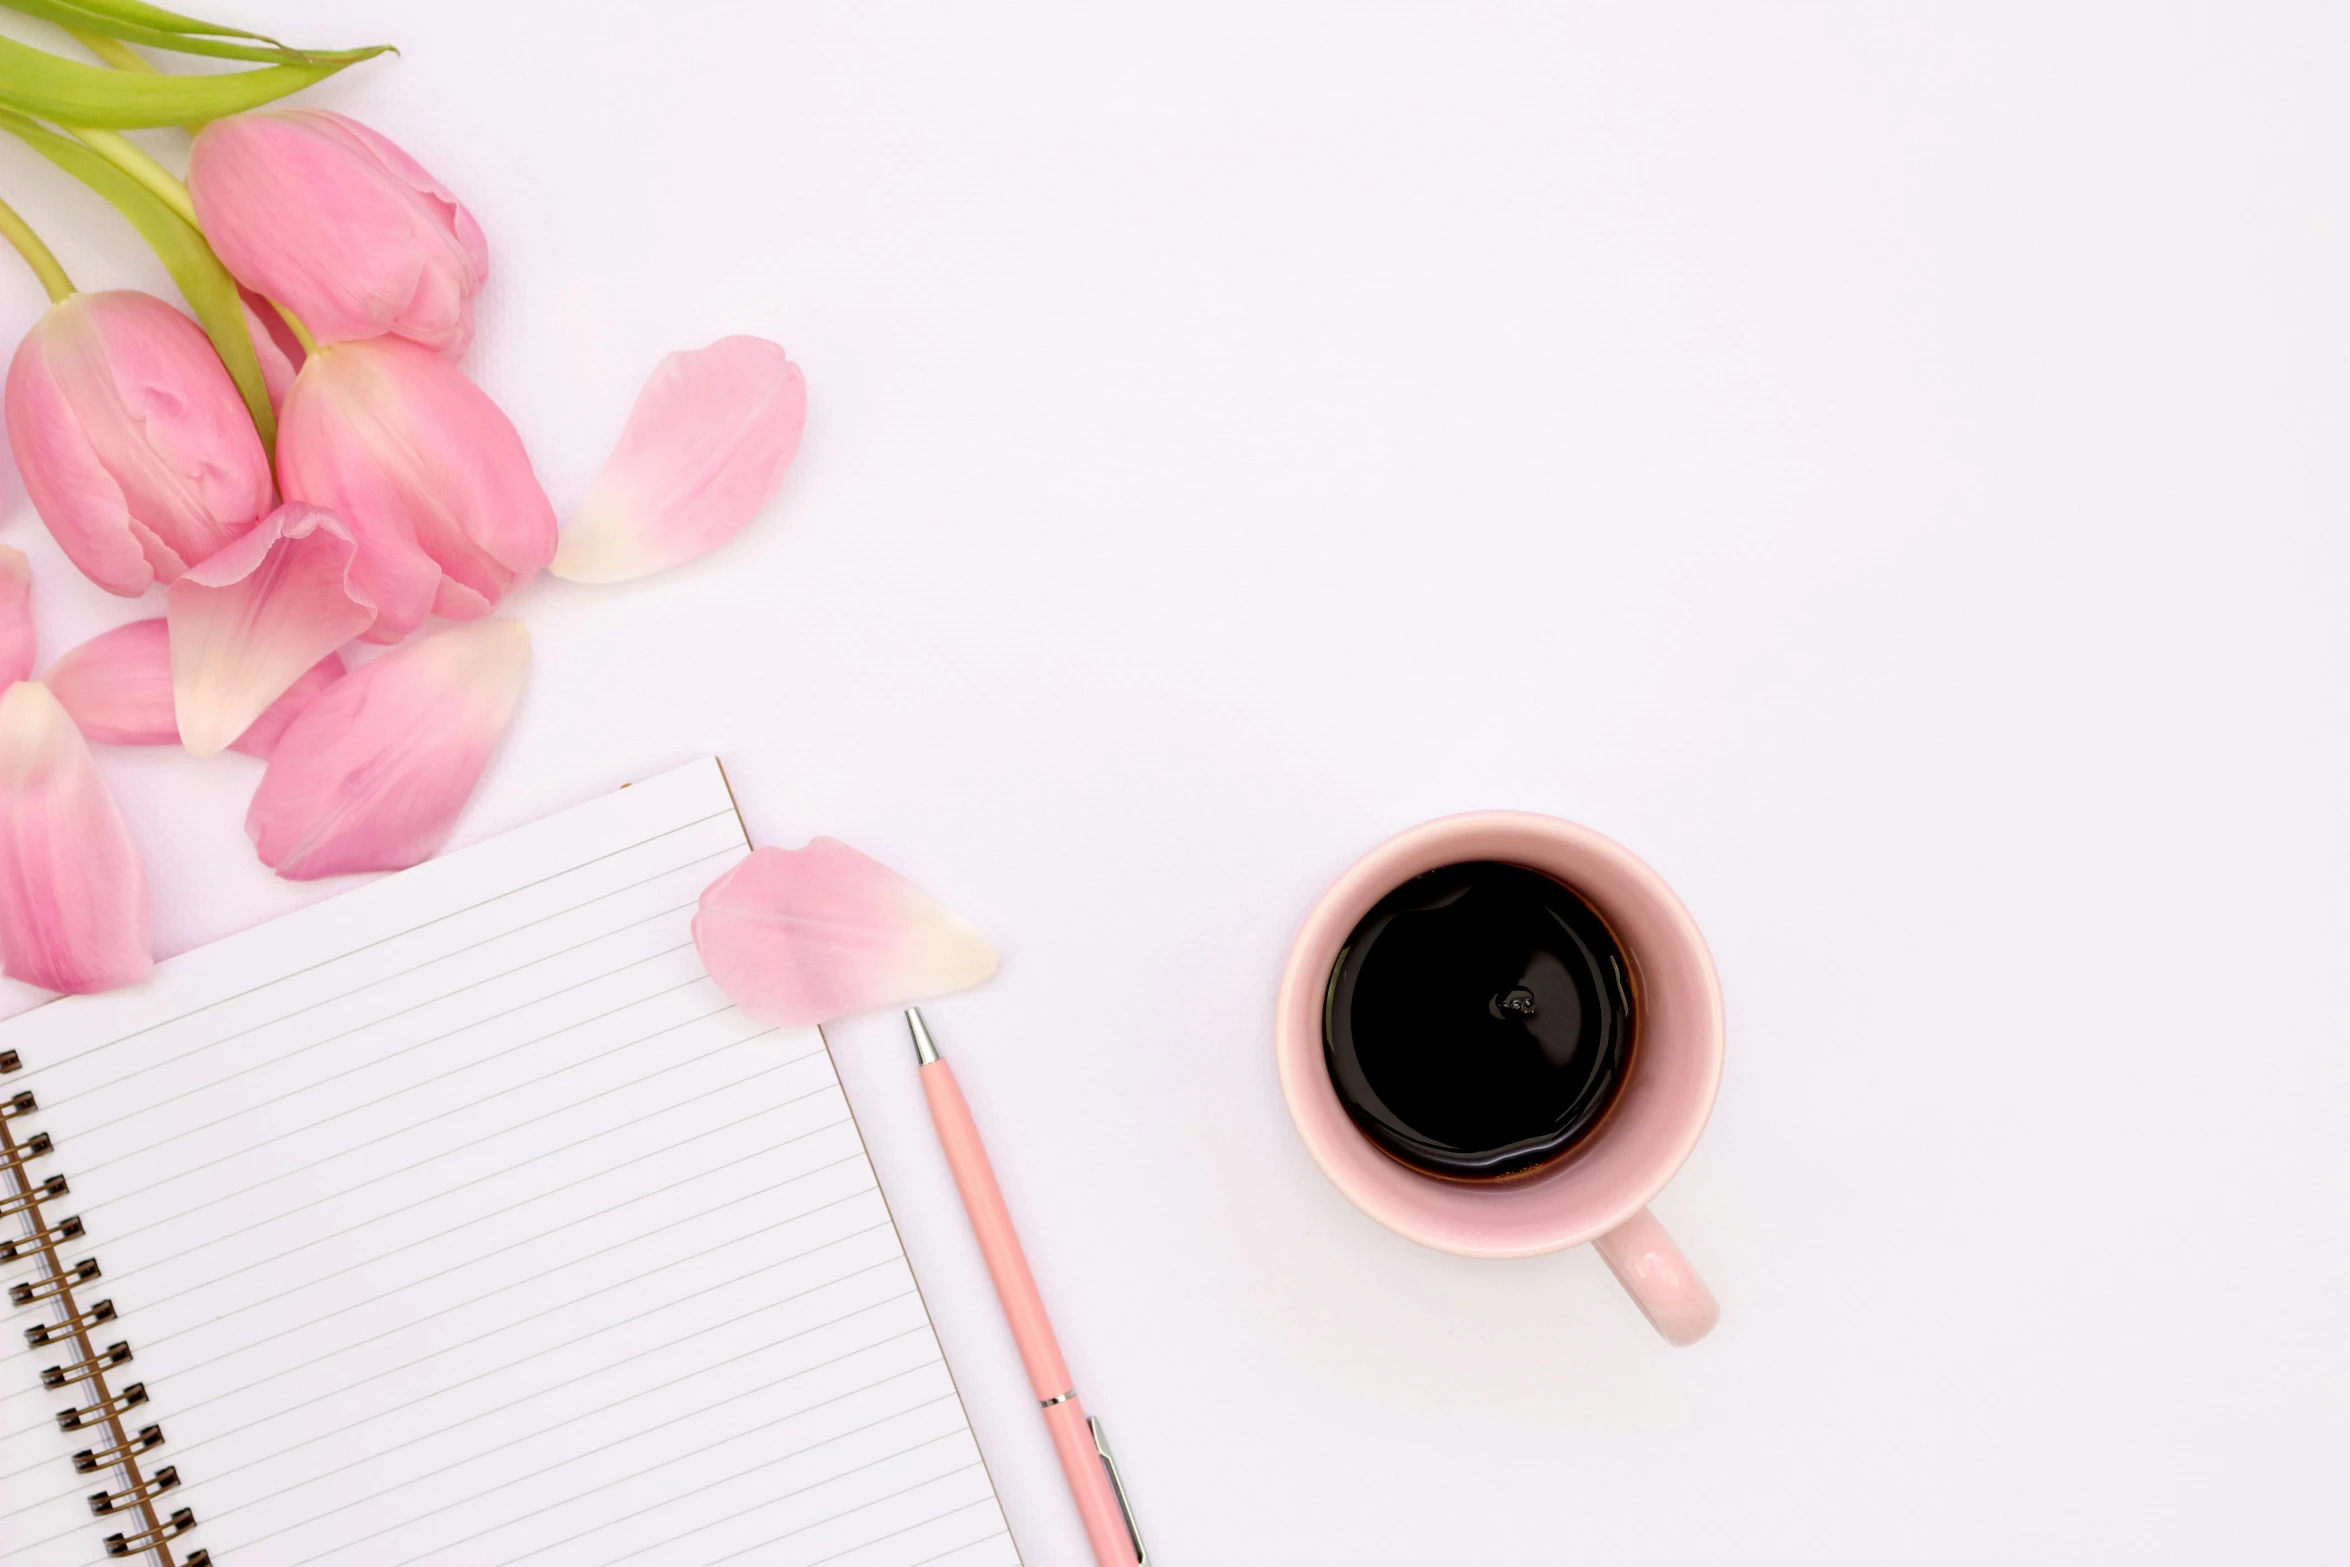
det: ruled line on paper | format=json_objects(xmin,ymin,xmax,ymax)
[
  {"xmin": 42, "ymin": 870, "xmax": 729, "ymax": 1128},
  {"xmin": 601, "ymin": 1459, "xmax": 996, "ymax": 1567},
  {"xmin": 219, "ymin": 1332, "xmax": 948, "ymax": 1550},
  {"xmin": 202, "ymin": 1292, "xmax": 933, "ymax": 1526},
  {"xmin": 73, "ymin": 970, "xmax": 735, "ymax": 1195},
  {"xmin": 94, "ymin": 1026, "xmax": 818, "ymax": 1282},
  {"xmin": 166, "ymin": 1167, "xmax": 877, "ymax": 1440},
  {"xmin": 31, "ymin": 808, "xmax": 743, "ymax": 1085}
]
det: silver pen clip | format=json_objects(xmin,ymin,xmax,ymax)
[{"xmin": 1088, "ymin": 1416, "xmax": 1149, "ymax": 1565}]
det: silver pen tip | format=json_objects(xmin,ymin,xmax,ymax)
[{"xmin": 906, "ymin": 1007, "xmax": 940, "ymax": 1065}]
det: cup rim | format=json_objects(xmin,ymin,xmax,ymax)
[{"xmin": 1275, "ymin": 811, "xmax": 1724, "ymax": 1257}]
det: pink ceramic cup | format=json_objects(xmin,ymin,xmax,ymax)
[{"xmin": 1275, "ymin": 812, "xmax": 1724, "ymax": 1345}]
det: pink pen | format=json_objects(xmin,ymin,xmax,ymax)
[{"xmin": 906, "ymin": 1009, "xmax": 1148, "ymax": 1567}]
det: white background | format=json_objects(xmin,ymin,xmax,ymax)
[{"xmin": 1, "ymin": 3, "xmax": 2345, "ymax": 1562}]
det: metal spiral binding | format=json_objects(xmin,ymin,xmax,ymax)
[
  {"xmin": 93, "ymin": 1464, "xmax": 181, "ymax": 1515},
  {"xmin": 1, "ymin": 1170, "xmax": 66, "ymax": 1221},
  {"xmin": 27, "ymin": 1295, "xmax": 116, "ymax": 1348},
  {"xmin": 106, "ymin": 1508, "xmax": 197, "ymax": 1558},
  {"xmin": 3, "ymin": 1212, "xmax": 87, "ymax": 1260},
  {"xmin": 0, "ymin": 1055, "xmax": 206, "ymax": 1566},
  {"xmin": 14, "ymin": 1257, "xmax": 103, "ymax": 1306},
  {"xmin": 47, "ymin": 1340, "xmax": 135, "ymax": 1388},
  {"xmin": 58, "ymin": 1381, "xmax": 150, "ymax": 1430},
  {"xmin": 76, "ymin": 1425, "xmax": 167, "ymax": 1472},
  {"xmin": 1, "ymin": 1129, "xmax": 56, "ymax": 1175}
]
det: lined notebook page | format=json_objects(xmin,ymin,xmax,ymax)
[{"xmin": 0, "ymin": 758, "xmax": 1019, "ymax": 1567}]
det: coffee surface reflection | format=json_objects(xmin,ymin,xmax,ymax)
[{"xmin": 1323, "ymin": 860, "xmax": 1633, "ymax": 1179}]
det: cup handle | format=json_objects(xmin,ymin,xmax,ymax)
[{"xmin": 1593, "ymin": 1206, "xmax": 1719, "ymax": 1346}]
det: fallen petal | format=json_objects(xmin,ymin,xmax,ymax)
[
  {"xmin": 692, "ymin": 840, "xmax": 998, "ymax": 1027},
  {"xmin": 44, "ymin": 619, "xmax": 176, "ymax": 745},
  {"xmin": 230, "ymin": 652, "xmax": 344, "ymax": 760},
  {"xmin": 0, "ymin": 681, "xmax": 151, "ymax": 993},
  {"xmin": 551, "ymin": 337, "xmax": 806, "ymax": 585},
  {"xmin": 0, "ymin": 546, "xmax": 32, "ymax": 690},
  {"xmin": 46, "ymin": 617, "xmax": 340, "ymax": 756},
  {"xmin": 247, "ymin": 619, "xmax": 529, "ymax": 879},
  {"xmin": 169, "ymin": 503, "xmax": 375, "ymax": 757}
]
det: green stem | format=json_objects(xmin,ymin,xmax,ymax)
[
  {"xmin": 66, "ymin": 126, "xmax": 197, "ymax": 226},
  {"xmin": 0, "ymin": 194, "xmax": 74, "ymax": 303},
  {"xmin": 271, "ymin": 299, "xmax": 317, "ymax": 355},
  {"xmin": 65, "ymin": 29, "xmax": 153, "ymax": 74}
]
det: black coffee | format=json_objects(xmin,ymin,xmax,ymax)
[{"xmin": 1323, "ymin": 861, "xmax": 1633, "ymax": 1179}]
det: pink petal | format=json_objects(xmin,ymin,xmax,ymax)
[
  {"xmin": 3, "ymin": 291, "xmax": 274, "ymax": 596},
  {"xmin": 168, "ymin": 503, "xmax": 374, "ymax": 756},
  {"xmin": 45, "ymin": 617, "xmax": 339, "ymax": 756},
  {"xmin": 550, "ymin": 337, "xmax": 806, "ymax": 584},
  {"xmin": 0, "ymin": 681, "xmax": 151, "ymax": 993},
  {"xmin": 239, "ymin": 287, "xmax": 303, "ymax": 414},
  {"xmin": 44, "ymin": 619, "xmax": 177, "ymax": 745},
  {"xmin": 230, "ymin": 652, "xmax": 344, "ymax": 760},
  {"xmin": 691, "ymin": 840, "xmax": 998, "ymax": 1027},
  {"xmin": 190, "ymin": 111, "xmax": 487, "ymax": 358},
  {"xmin": 278, "ymin": 338, "xmax": 554, "ymax": 641},
  {"xmin": 0, "ymin": 546, "xmax": 33, "ymax": 690},
  {"xmin": 247, "ymin": 620, "xmax": 529, "ymax": 879}
]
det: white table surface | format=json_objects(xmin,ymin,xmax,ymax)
[{"xmin": 1, "ymin": 3, "xmax": 2344, "ymax": 1562}]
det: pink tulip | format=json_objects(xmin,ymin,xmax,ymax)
[
  {"xmin": 45, "ymin": 618, "xmax": 339, "ymax": 758},
  {"xmin": 692, "ymin": 840, "xmax": 999, "ymax": 1028},
  {"xmin": 4, "ymin": 291, "xmax": 274, "ymax": 596},
  {"xmin": 550, "ymin": 337, "xmax": 807, "ymax": 584},
  {"xmin": 248, "ymin": 619, "xmax": 529, "ymax": 879},
  {"xmin": 189, "ymin": 110, "xmax": 488, "ymax": 359},
  {"xmin": 168, "ymin": 504, "xmax": 374, "ymax": 757},
  {"xmin": 0, "ymin": 681, "xmax": 150, "ymax": 993},
  {"xmin": 277, "ymin": 337, "xmax": 554, "ymax": 641},
  {"xmin": 0, "ymin": 547, "xmax": 33, "ymax": 691}
]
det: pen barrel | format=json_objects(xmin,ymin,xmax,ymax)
[
  {"xmin": 918, "ymin": 1060, "xmax": 1073, "ymax": 1399},
  {"xmin": 1043, "ymin": 1394, "xmax": 1140, "ymax": 1567}
]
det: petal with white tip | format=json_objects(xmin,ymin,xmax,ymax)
[
  {"xmin": 692, "ymin": 840, "xmax": 997, "ymax": 1027},
  {"xmin": 0, "ymin": 681, "xmax": 151, "ymax": 994},
  {"xmin": 46, "ymin": 617, "xmax": 339, "ymax": 756},
  {"xmin": 169, "ymin": 503, "xmax": 374, "ymax": 756},
  {"xmin": 550, "ymin": 337, "xmax": 806, "ymax": 584}
]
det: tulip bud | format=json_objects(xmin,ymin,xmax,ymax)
[
  {"xmin": 276, "ymin": 337, "xmax": 556, "ymax": 641},
  {"xmin": 3, "ymin": 290, "xmax": 274, "ymax": 596},
  {"xmin": 189, "ymin": 110, "xmax": 487, "ymax": 359}
]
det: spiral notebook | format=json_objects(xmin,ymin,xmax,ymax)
[{"xmin": 0, "ymin": 758, "xmax": 1021, "ymax": 1567}]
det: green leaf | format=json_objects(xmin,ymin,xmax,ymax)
[
  {"xmin": 0, "ymin": 107, "xmax": 275, "ymax": 450},
  {"xmin": 0, "ymin": 35, "xmax": 386, "ymax": 128},
  {"xmin": 16, "ymin": 0, "xmax": 275, "ymax": 41},
  {"xmin": 2, "ymin": 0, "xmax": 380, "ymax": 65}
]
